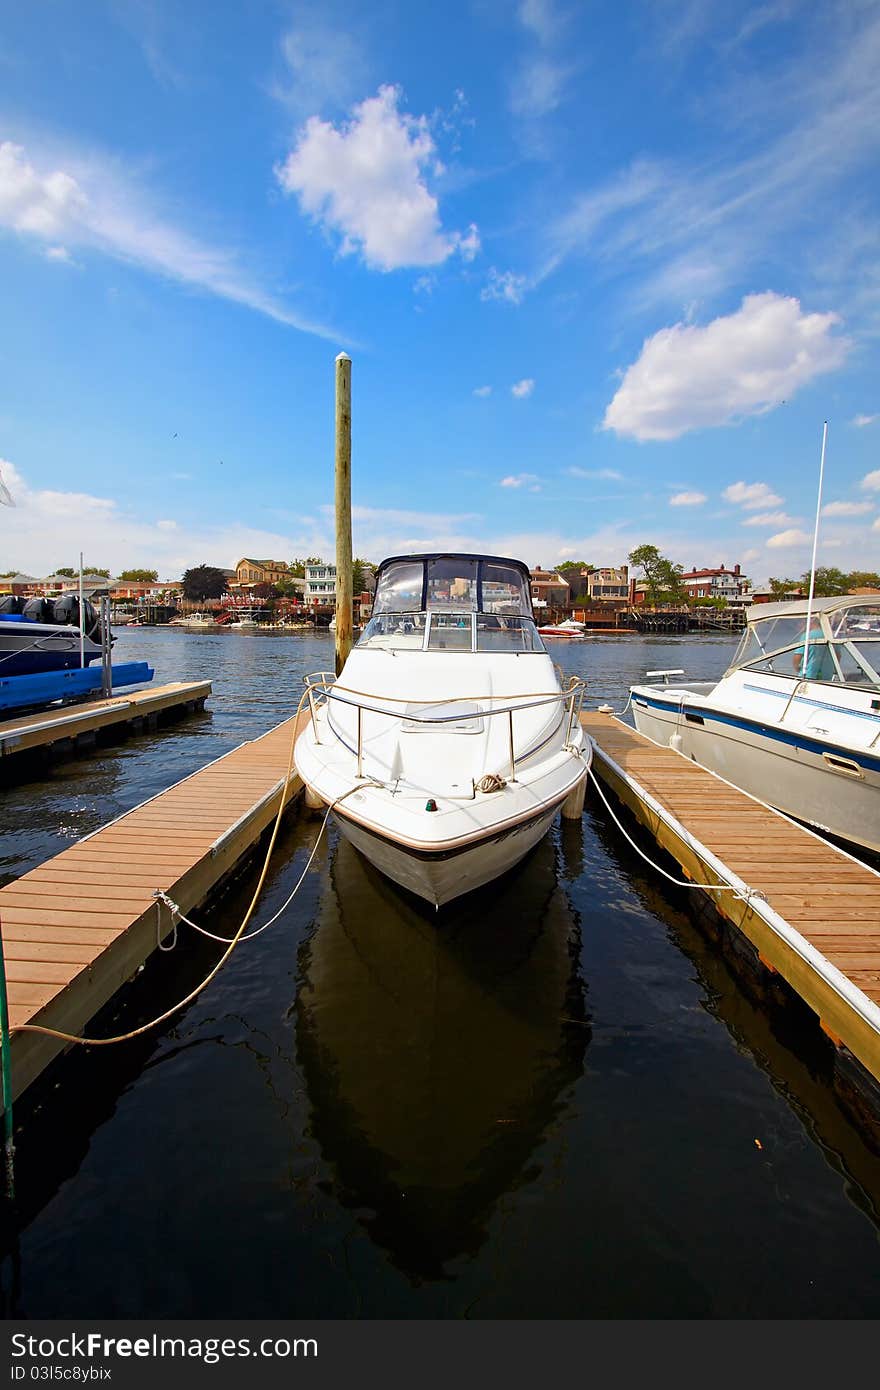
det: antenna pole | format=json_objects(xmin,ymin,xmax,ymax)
[{"xmin": 802, "ymin": 421, "xmax": 828, "ymax": 679}]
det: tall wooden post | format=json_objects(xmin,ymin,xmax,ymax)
[{"xmin": 334, "ymin": 351, "xmax": 353, "ymax": 676}]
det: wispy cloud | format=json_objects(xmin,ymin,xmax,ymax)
[
  {"xmin": 822, "ymin": 500, "xmax": 873, "ymax": 517},
  {"xmin": 853, "ymin": 413, "xmax": 878, "ymax": 427},
  {"xmin": 669, "ymin": 491, "xmax": 707, "ymax": 506},
  {"xmin": 511, "ymin": 378, "xmax": 535, "ymax": 398},
  {"xmin": 542, "ymin": 7, "xmax": 880, "ymax": 313},
  {"xmin": 500, "ymin": 473, "xmax": 541, "ymax": 491},
  {"xmin": 481, "ymin": 268, "xmax": 528, "ymax": 305},
  {"xmin": 860, "ymin": 469, "xmax": 880, "ymax": 492},
  {"xmin": 275, "ymin": 12, "xmax": 369, "ymax": 116},
  {"xmin": 742, "ymin": 510, "xmax": 797, "ymax": 526},
  {"xmin": 473, "ymin": 385, "xmax": 492, "ymax": 397},
  {"xmin": 0, "ymin": 139, "xmax": 343, "ymax": 340},
  {"xmin": 603, "ymin": 294, "xmax": 849, "ymax": 441},
  {"xmin": 510, "ymin": 0, "xmax": 577, "ymax": 124},
  {"xmin": 276, "ymin": 86, "xmax": 480, "ymax": 271},
  {"xmin": 567, "ymin": 467, "xmax": 624, "ymax": 481}
]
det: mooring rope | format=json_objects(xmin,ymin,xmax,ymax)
[
  {"xmin": 586, "ymin": 766, "xmax": 766, "ymax": 906},
  {"xmin": 9, "ymin": 682, "xmax": 315, "ymax": 1046}
]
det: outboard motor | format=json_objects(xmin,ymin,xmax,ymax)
[
  {"xmin": 23, "ymin": 597, "xmax": 56, "ymax": 624},
  {"xmin": 53, "ymin": 594, "xmax": 103, "ymax": 640},
  {"xmin": 0, "ymin": 595, "xmax": 23, "ymax": 616}
]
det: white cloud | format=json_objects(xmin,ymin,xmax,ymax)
[
  {"xmin": 457, "ymin": 224, "xmax": 481, "ymax": 262},
  {"xmin": 511, "ymin": 378, "xmax": 535, "ymax": 398},
  {"xmin": 822, "ymin": 500, "xmax": 874, "ymax": 517},
  {"xmin": 860, "ymin": 469, "xmax": 880, "ymax": 492},
  {"xmin": 603, "ymin": 294, "xmax": 850, "ymax": 441},
  {"xmin": 45, "ymin": 244, "xmax": 73, "ymax": 263},
  {"xmin": 766, "ymin": 528, "xmax": 812, "ymax": 548},
  {"xmin": 567, "ymin": 466, "xmax": 624, "ymax": 481},
  {"xmin": 0, "ymin": 140, "xmax": 341, "ymax": 340},
  {"xmin": 156, "ymin": 519, "xmax": 178, "ymax": 531},
  {"xmin": 874, "ymin": 516, "xmax": 880, "ymax": 533},
  {"xmin": 276, "ymin": 85, "xmax": 478, "ymax": 271},
  {"xmin": 669, "ymin": 491, "xmax": 707, "ymax": 506},
  {"xmin": 853, "ymin": 413, "xmax": 878, "ymax": 427},
  {"xmin": 481, "ymin": 268, "xmax": 527, "ymax": 305},
  {"xmin": 473, "ymin": 385, "xmax": 492, "ymax": 397},
  {"xmin": 500, "ymin": 473, "xmax": 541, "ymax": 490},
  {"xmin": 742, "ymin": 510, "xmax": 796, "ymax": 526},
  {"xmin": 742, "ymin": 548, "xmax": 761, "ymax": 564},
  {"xmin": 723, "ymin": 480, "xmax": 784, "ymax": 510}
]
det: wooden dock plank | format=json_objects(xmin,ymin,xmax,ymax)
[
  {"xmin": 0, "ymin": 681, "xmax": 211, "ymax": 758},
  {"xmin": 581, "ymin": 710, "xmax": 880, "ymax": 1089},
  {"xmin": 0, "ymin": 710, "xmax": 307, "ymax": 1107}
]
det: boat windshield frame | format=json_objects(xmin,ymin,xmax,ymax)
[
  {"xmin": 359, "ymin": 554, "xmax": 544, "ymax": 653},
  {"xmin": 724, "ymin": 600, "xmax": 880, "ymax": 691}
]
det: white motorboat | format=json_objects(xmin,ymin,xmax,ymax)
[
  {"xmin": 228, "ymin": 608, "xmax": 260, "ymax": 630},
  {"xmin": 536, "ymin": 618, "xmax": 588, "ymax": 639},
  {"xmin": 294, "ymin": 553, "xmax": 590, "ymax": 907},
  {"xmin": 169, "ymin": 611, "xmax": 218, "ymax": 630},
  {"xmin": 630, "ymin": 595, "xmax": 880, "ymax": 854}
]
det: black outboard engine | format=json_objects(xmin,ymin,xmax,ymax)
[
  {"xmin": 23, "ymin": 597, "xmax": 56, "ymax": 624},
  {"xmin": 0, "ymin": 595, "xmax": 23, "ymax": 616},
  {"xmin": 53, "ymin": 594, "xmax": 103, "ymax": 640}
]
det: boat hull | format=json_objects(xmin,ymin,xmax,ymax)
[
  {"xmin": 631, "ymin": 692, "xmax": 880, "ymax": 855},
  {"xmin": 332, "ymin": 794, "xmax": 569, "ymax": 908},
  {"xmin": 0, "ymin": 621, "xmax": 103, "ymax": 677}
]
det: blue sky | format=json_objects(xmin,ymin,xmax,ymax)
[{"xmin": 1, "ymin": 0, "xmax": 879, "ymax": 583}]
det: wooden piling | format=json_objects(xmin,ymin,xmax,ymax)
[{"xmin": 334, "ymin": 351, "xmax": 353, "ymax": 676}]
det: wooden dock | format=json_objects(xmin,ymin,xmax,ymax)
[
  {"xmin": 0, "ymin": 713, "xmax": 305, "ymax": 1107},
  {"xmin": 0, "ymin": 681, "xmax": 211, "ymax": 761},
  {"xmin": 581, "ymin": 711, "xmax": 880, "ymax": 1100}
]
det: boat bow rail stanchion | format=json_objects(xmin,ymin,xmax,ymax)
[{"xmin": 301, "ymin": 672, "xmax": 588, "ymax": 785}]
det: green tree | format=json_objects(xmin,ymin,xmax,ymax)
[
  {"xmin": 768, "ymin": 576, "xmax": 800, "ymax": 598},
  {"xmin": 800, "ymin": 566, "xmax": 848, "ymax": 596},
  {"xmin": 847, "ymin": 571, "xmax": 880, "ymax": 589},
  {"xmin": 275, "ymin": 577, "xmax": 300, "ymax": 598},
  {"xmin": 182, "ymin": 564, "xmax": 227, "ymax": 600},
  {"xmin": 119, "ymin": 568, "xmax": 159, "ymax": 583},
  {"xmin": 628, "ymin": 544, "xmax": 685, "ymax": 605},
  {"xmin": 288, "ymin": 556, "xmax": 323, "ymax": 578},
  {"xmin": 54, "ymin": 564, "xmax": 111, "ymax": 577},
  {"xmin": 352, "ymin": 558, "xmax": 365, "ymax": 593},
  {"xmin": 556, "ymin": 560, "xmax": 591, "ymax": 574}
]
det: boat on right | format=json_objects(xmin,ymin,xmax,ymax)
[{"xmin": 629, "ymin": 595, "xmax": 880, "ymax": 855}]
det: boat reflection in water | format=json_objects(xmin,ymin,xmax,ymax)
[{"xmin": 295, "ymin": 825, "xmax": 590, "ymax": 1281}]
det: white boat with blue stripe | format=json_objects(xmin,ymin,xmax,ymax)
[{"xmin": 630, "ymin": 596, "xmax": 880, "ymax": 855}]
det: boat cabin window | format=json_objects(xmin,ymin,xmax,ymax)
[
  {"xmin": 357, "ymin": 556, "xmax": 541, "ymax": 653},
  {"xmin": 425, "ymin": 558, "xmax": 479, "ymax": 610},
  {"xmin": 732, "ymin": 604, "xmax": 880, "ymax": 690},
  {"xmin": 371, "ymin": 561, "xmax": 424, "ymax": 614}
]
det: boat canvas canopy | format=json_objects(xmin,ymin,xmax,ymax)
[{"xmin": 371, "ymin": 554, "xmax": 534, "ymax": 618}]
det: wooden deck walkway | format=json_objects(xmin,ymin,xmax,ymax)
[
  {"xmin": 581, "ymin": 712, "xmax": 880, "ymax": 1090},
  {"xmin": 0, "ymin": 713, "xmax": 305, "ymax": 1107},
  {"xmin": 0, "ymin": 681, "xmax": 212, "ymax": 759}
]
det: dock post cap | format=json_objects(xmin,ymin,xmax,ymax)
[
  {"xmin": 597, "ymin": 703, "xmax": 614, "ymax": 713},
  {"xmin": 335, "ymin": 351, "xmax": 351, "ymax": 362}
]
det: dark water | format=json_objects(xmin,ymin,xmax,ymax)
[{"xmin": 3, "ymin": 627, "xmax": 880, "ymax": 1318}]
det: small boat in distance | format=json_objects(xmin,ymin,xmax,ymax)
[
  {"xmin": 630, "ymin": 595, "xmax": 880, "ymax": 855},
  {"xmin": 169, "ymin": 612, "xmax": 218, "ymax": 630},
  {"xmin": 295, "ymin": 552, "xmax": 590, "ymax": 907},
  {"xmin": 228, "ymin": 609, "xmax": 260, "ymax": 631},
  {"xmin": 536, "ymin": 618, "xmax": 588, "ymax": 639}
]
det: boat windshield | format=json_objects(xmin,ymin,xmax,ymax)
[
  {"xmin": 360, "ymin": 556, "xmax": 543, "ymax": 652},
  {"xmin": 727, "ymin": 603, "xmax": 880, "ymax": 690}
]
